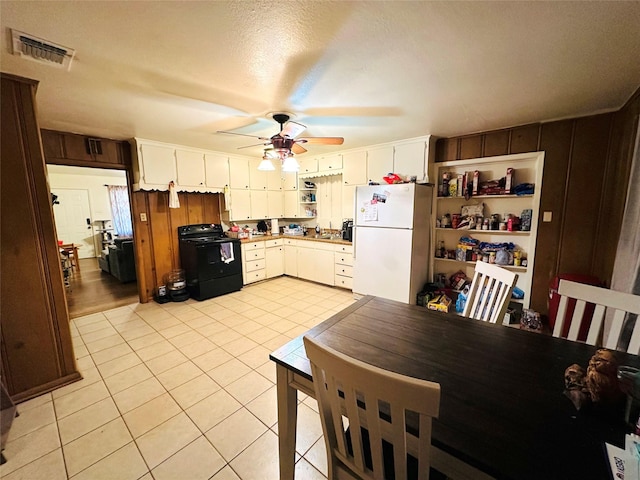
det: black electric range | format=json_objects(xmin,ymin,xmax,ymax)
[{"xmin": 177, "ymin": 224, "xmax": 243, "ymax": 300}]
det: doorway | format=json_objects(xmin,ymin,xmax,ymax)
[{"xmin": 47, "ymin": 165, "xmax": 139, "ymax": 318}]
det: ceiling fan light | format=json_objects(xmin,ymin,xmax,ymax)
[
  {"xmin": 258, "ymin": 158, "xmax": 276, "ymax": 171},
  {"xmin": 281, "ymin": 156, "xmax": 300, "ymax": 172}
]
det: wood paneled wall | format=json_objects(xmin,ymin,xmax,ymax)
[
  {"xmin": 435, "ymin": 87, "xmax": 640, "ymax": 317},
  {"xmin": 131, "ymin": 191, "xmax": 222, "ymax": 302}
]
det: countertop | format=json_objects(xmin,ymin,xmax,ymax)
[{"xmin": 238, "ymin": 234, "xmax": 352, "ymax": 246}]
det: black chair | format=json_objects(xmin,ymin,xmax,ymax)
[{"xmin": 107, "ymin": 239, "xmax": 136, "ymax": 283}]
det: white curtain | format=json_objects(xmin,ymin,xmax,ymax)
[
  {"xmin": 611, "ymin": 120, "xmax": 640, "ymax": 348},
  {"xmin": 107, "ymin": 185, "xmax": 133, "ymax": 238}
]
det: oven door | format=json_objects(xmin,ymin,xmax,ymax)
[{"xmin": 194, "ymin": 239, "xmax": 242, "ymax": 280}]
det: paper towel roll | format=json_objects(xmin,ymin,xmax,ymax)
[{"xmin": 271, "ymin": 218, "xmax": 279, "ymax": 236}]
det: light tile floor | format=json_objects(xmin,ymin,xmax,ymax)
[{"xmin": 1, "ymin": 277, "xmax": 356, "ymax": 480}]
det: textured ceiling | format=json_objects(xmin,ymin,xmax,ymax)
[{"xmin": 1, "ymin": 1, "xmax": 639, "ymax": 158}]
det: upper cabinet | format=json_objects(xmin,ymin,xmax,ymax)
[
  {"xmin": 342, "ymin": 151, "xmax": 367, "ymax": 186},
  {"xmin": 176, "ymin": 149, "xmax": 206, "ymax": 188},
  {"xmin": 298, "ymin": 157, "xmax": 318, "ymax": 174},
  {"xmin": 132, "ymin": 138, "xmax": 233, "ymax": 192},
  {"xmin": 41, "ymin": 129, "xmax": 128, "ymax": 167},
  {"xmin": 228, "ymin": 157, "xmax": 251, "ymax": 189},
  {"xmin": 204, "ymin": 153, "xmax": 230, "ymax": 189},
  {"xmin": 138, "ymin": 143, "xmax": 177, "ymax": 187},
  {"xmin": 318, "ymin": 154, "xmax": 343, "ymax": 173},
  {"xmin": 394, "ymin": 140, "xmax": 427, "ymax": 181},
  {"xmin": 366, "ymin": 146, "xmax": 394, "ymax": 184},
  {"xmin": 249, "ymin": 158, "xmax": 268, "ymax": 190}
]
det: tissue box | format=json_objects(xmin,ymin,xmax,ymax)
[{"xmin": 427, "ymin": 294, "xmax": 452, "ymax": 313}]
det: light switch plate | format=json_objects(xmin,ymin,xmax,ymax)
[
  {"xmin": 140, "ymin": 212, "xmax": 147, "ymax": 222},
  {"xmin": 543, "ymin": 211, "xmax": 552, "ymax": 222}
]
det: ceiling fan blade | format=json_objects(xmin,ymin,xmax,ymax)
[
  {"xmin": 297, "ymin": 137, "xmax": 344, "ymax": 145},
  {"xmin": 216, "ymin": 130, "xmax": 270, "ymax": 141},
  {"xmin": 238, "ymin": 141, "xmax": 272, "ymax": 150},
  {"xmin": 280, "ymin": 121, "xmax": 307, "ymax": 139},
  {"xmin": 291, "ymin": 143, "xmax": 307, "ymax": 155}
]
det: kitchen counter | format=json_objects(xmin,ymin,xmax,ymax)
[{"xmin": 238, "ymin": 234, "xmax": 352, "ymax": 246}]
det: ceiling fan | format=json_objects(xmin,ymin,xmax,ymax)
[{"xmin": 216, "ymin": 112, "xmax": 344, "ymax": 157}]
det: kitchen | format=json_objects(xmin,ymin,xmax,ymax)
[{"xmin": 2, "ymin": 2, "xmax": 640, "ymax": 479}]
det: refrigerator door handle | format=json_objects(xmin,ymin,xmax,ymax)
[{"xmin": 352, "ymin": 226, "xmax": 357, "ymax": 260}]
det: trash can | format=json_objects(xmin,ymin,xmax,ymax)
[{"xmin": 548, "ymin": 273, "xmax": 602, "ymax": 341}]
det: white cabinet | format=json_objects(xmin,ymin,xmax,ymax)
[
  {"xmin": 298, "ymin": 157, "xmax": 318, "ymax": 174},
  {"xmin": 268, "ymin": 191, "xmax": 284, "ymax": 218},
  {"xmin": 334, "ymin": 244, "xmax": 354, "ymax": 289},
  {"xmin": 342, "ymin": 151, "xmax": 367, "ymax": 186},
  {"xmin": 229, "ymin": 158, "xmax": 251, "ymax": 189},
  {"xmin": 265, "ymin": 239, "xmax": 284, "ymax": 278},
  {"xmin": 284, "ymin": 190, "xmax": 300, "ymax": 218},
  {"xmin": 137, "ymin": 143, "xmax": 176, "ymax": 187},
  {"xmin": 267, "ymin": 167, "xmax": 283, "ymax": 191},
  {"xmin": 242, "ymin": 241, "xmax": 266, "ymax": 284},
  {"xmin": 366, "ymin": 146, "xmax": 394, "ymax": 184},
  {"xmin": 251, "ymin": 190, "xmax": 269, "ymax": 219},
  {"xmin": 176, "ymin": 150, "xmax": 206, "ymax": 187},
  {"xmin": 432, "ymin": 151, "xmax": 545, "ymax": 311},
  {"xmin": 229, "ymin": 189, "xmax": 252, "ymax": 221},
  {"xmin": 318, "ymin": 154, "xmax": 343, "ymax": 173},
  {"xmin": 284, "ymin": 238, "xmax": 298, "ymax": 276},
  {"xmin": 249, "ymin": 159, "xmax": 268, "ymax": 190},
  {"xmin": 205, "ymin": 153, "xmax": 229, "ymax": 189},
  {"xmin": 132, "ymin": 139, "xmax": 237, "ymax": 192},
  {"xmin": 394, "ymin": 140, "xmax": 426, "ymax": 180},
  {"xmin": 282, "ymin": 171, "xmax": 298, "ymax": 191},
  {"xmin": 297, "ymin": 241, "xmax": 334, "ymax": 286}
]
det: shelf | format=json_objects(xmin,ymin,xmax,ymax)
[
  {"xmin": 436, "ymin": 194, "xmax": 533, "ymax": 200},
  {"xmin": 300, "ymin": 188, "xmax": 317, "ymax": 191},
  {"xmin": 435, "ymin": 228, "xmax": 530, "ymax": 236},
  {"xmin": 300, "ymin": 201, "xmax": 317, "ymax": 204},
  {"xmin": 434, "ymin": 257, "xmax": 527, "ymax": 271}
]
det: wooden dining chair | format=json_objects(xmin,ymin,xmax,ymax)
[
  {"xmin": 303, "ymin": 335, "xmax": 441, "ymax": 480},
  {"xmin": 462, "ymin": 261, "xmax": 519, "ymax": 324},
  {"xmin": 552, "ymin": 279, "xmax": 640, "ymax": 354}
]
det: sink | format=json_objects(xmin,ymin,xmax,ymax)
[{"xmin": 314, "ymin": 234, "xmax": 332, "ymax": 239}]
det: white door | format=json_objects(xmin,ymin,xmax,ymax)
[
  {"xmin": 353, "ymin": 226, "xmax": 413, "ymax": 303},
  {"xmin": 52, "ymin": 188, "xmax": 95, "ymax": 258}
]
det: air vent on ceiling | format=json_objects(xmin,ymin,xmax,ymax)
[{"xmin": 11, "ymin": 29, "xmax": 75, "ymax": 71}]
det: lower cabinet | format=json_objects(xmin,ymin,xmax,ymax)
[
  {"xmin": 265, "ymin": 239, "xmax": 284, "ymax": 278},
  {"xmin": 241, "ymin": 241, "xmax": 266, "ymax": 284},
  {"xmin": 242, "ymin": 237, "xmax": 353, "ymax": 289},
  {"xmin": 334, "ymin": 244, "xmax": 354, "ymax": 289},
  {"xmin": 284, "ymin": 238, "xmax": 298, "ymax": 276},
  {"xmin": 297, "ymin": 241, "xmax": 335, "ymax": 286}
]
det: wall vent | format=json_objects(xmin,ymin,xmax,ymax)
[{"xmin": 11, "ymin": 29, "xmax": 75, "ymax": 71}]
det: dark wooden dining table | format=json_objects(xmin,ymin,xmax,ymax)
[{"xmin": 269, "ymin": 295, "xmax": 640, "ymax": 480}]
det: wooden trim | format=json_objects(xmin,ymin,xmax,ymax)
[{"xmin": 45, "ymin": 157, "xmax": 128, "ymax": 170}]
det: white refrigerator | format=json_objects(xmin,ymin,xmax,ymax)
[{"xmin": 352, "ymin": 183, "xmax": 433, "ymax": 304}]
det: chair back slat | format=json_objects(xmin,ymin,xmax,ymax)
[
  {"xmin": 586, "ymin": 304, "xmax": 606, "ymax": 346},
  {"xmin": 554, "ymin": 280, "xmax": 640, "ymax": 353},
  {"xmin": 463, "ymin": 262, "xmax": 519, "ymax": 324},
  {"xmin": 604, "ymin": 310, "xmax": 629, "ymax": 350},
  {"xmin": 304, "ymin": 335, "xmax": 440, "ymax": 480},
  {"xmin": 567, "ymin": 300, "xmax": 587, "ymax": 341},
  {"xmin": 553, "ymin": 295, "xmax": 570, "ymax": 338}
]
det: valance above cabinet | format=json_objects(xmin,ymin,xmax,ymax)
[{"xmin": 131, "ymin": 138, "xmax": 231, "ymax": 192}]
